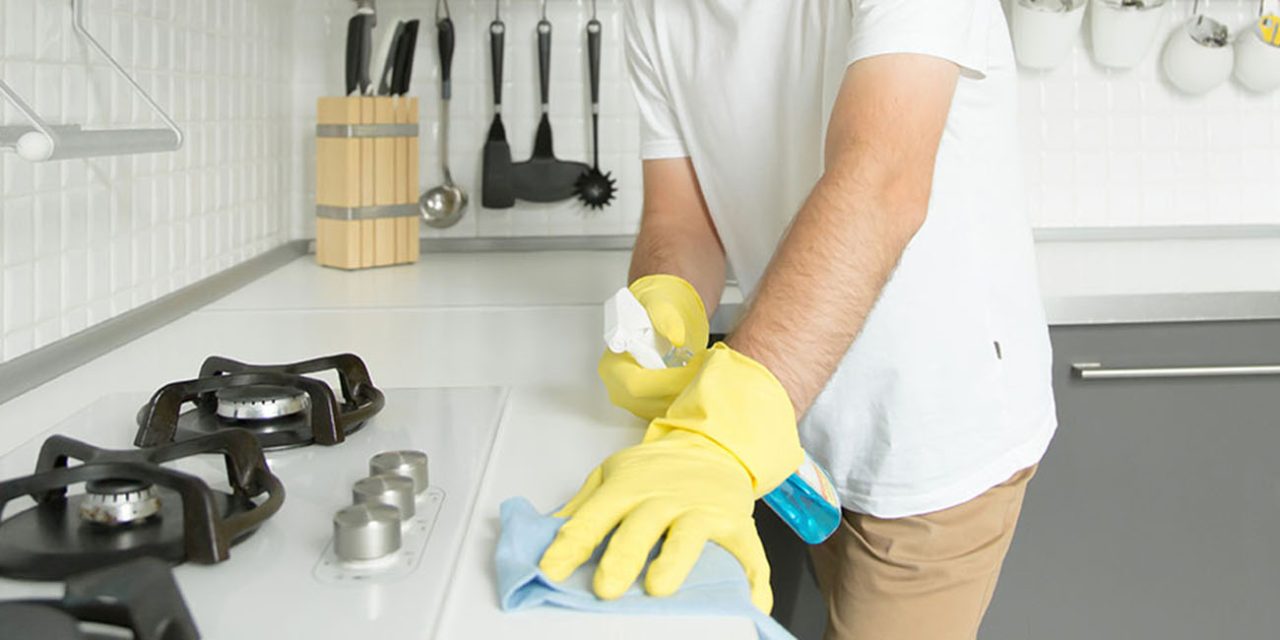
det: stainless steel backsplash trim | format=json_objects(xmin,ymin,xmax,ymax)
[
  {"xmin": 0, "ymin": 241, "xmax": 308, "ymax": 407},
  {"xmin": 303, "ymin": 235, "xmax": 637, "ymax": 253}
]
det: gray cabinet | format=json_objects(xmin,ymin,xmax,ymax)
[
  {"xmin": 982, "ymin": 320, "xmax": 1280, "ymax": 639},
  {"xmin": 766, "ymin": 319, "xmax": 1280, "ymax": 639}
]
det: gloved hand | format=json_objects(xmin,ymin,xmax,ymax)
[
  {"xmin": 542, "ymin": 343, "xmax": 805, "ymax": 613},
  {"xmin": 598, "ymin": 274, "xmax": 711, "ymax": 420}
]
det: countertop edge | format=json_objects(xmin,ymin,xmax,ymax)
[
  {"xmin": 1041, "ymin": 291, "xmax": 1280, "ymax": 326},
  {"xmin": 709, "ymin": 291, "xmax": 1280, "ymax": 334}
]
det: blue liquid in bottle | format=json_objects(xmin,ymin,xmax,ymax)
[{"xmin": 761, "ymin": 453, "xmax": 842, "ymax": 544}]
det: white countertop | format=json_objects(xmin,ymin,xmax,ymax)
[
  {"xmin": 435, "ymin": 387, "xmax": 756, "ymax": 638},
  {"xmin": 2, "ymin": 243, "xmax": 1277, "ymax": 638},
  {"xmin": 204, "ymin": 251, "xmax": 633, "ymax": 312}
]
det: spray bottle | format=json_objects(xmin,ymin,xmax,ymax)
[{"xmin": 604, "ymin": 287, "xmax": 842, "ymax": 544}]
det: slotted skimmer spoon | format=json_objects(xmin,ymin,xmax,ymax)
[{"xmin": 575, "ymin": 0, "xmax": 617, "ymax": 210}]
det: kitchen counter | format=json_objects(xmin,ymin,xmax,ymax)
[
  {"xmin": 2, "ymin": 245, "xmax": 1278, "ymax": 638},
  {"xmin": 0, "ymin": 250, "xmax": 758, "ymax": 639},
  {"xmin": 435, "ymin": 387, "xmax": 756, "ymax": 638}
]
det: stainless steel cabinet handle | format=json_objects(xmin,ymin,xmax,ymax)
[{"xmin": 1072, "ymin": 362, "xmax": 1280, "ymax": 380}]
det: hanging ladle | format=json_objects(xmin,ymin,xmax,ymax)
[{"xmin": 420, "ymin": 0, "xmax": 467, "ymax": 228}]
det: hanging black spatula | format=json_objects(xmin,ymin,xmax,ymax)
[
  {"xmin": 576, "ymin": 7, "xmax": 617, "ymax": 210},
  {"xmin": 510, "ymin": 7, "xmax": 590, "ymax": 203},
  {"xmin": 481, "ymin": 2, "xmax": 515, "ymax": 209}
]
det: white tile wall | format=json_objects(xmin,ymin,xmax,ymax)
[
  {"xmin": 1019, "ymin": 0, "xmax": 1280, "ymax": 228},
  {"xmin": 0, "ymin": 0, "xmax": 301, "ymax": 363}
]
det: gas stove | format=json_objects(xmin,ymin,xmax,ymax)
[
  {"xmin": 0, "ymin": 354, "xmax": 507, "ymax": 639},
  {"xmin": 134, "ymin": 354, "xmax": 386, "ymax": 450}
]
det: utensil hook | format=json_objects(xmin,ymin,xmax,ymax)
[
  {"xmin": 0, "ymin": 0, "xmax": 184, "ymax": 161},
  {"xmin": 591, "ymin": 0, "xmax": 598, "ymax": 20},
  {"xmin": 494, "ymin": 0, "xmax": 501, "ymax": 21},
  {"xmin": 72, "ymin": 0, "xmax": 182, "ymax": 144},
  {"xmin": 436, "ymin": 0, "xmax": 450, "ymax": 23},
  {"xmin": 540, "ymin": 0, "xmax": 548, "ymax": 21},
  {"xmin": 1191, "ymin": 0, "xmax": 1206, "ymax": 26}
]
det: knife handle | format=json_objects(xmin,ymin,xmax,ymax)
[
  {"xmin": 438, "ymin": 17, "xmax": 455, "ymax": 101},
  {"xmin": 345, "ymin": 17, "xmax": 361, "ymax": 95},
  {"xmin": 537, "ymin": 19, "xmax": 552, "ymax": 108},
  {"xmin": 490, "ymin": 20, "xmax": 505, "ymax": 108},
  {"xmin": 587, "ymin": 19, "xmax": 601, "ymax": 107},
  {"xmin": 357, "ymin": 15, "xmax": 373, "ymax": 95}
]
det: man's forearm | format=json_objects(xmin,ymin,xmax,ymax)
[
  {"xmin": 628, "ymin": 159, "xmax": 727, "ymax": 316},
  {"xmin": 630, "ymin": 216, "xmax": 726, "ymax": 317},
  {"xmin": 727, "ymin": 172, "xmax": 922, "ymax": 416},
  {"xmin": 727, "ymin": 55, "xmax": 958, "ymax": 418}
]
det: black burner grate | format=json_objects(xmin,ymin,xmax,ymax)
[
  {"xmin": 134, "ymin": 353, "xmax": 385, "ymax": 450},
  {"xmin": 0, "ymin": 558, "xmax": 198, "ymax": 640},
  {"xmin": 0, "ymin": 429, "xmax": 284, "ymax": 581}
]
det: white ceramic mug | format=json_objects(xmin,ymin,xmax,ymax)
[
  {"xmin": 1012, "ymin": 0, "xmax": 1088, "ymax": 70},
  {"xmin": 1089, "ymin": 0, "xmax": 1169, "ymax": 69},
  {"xmin": 1161, "ymin": 12, "xmax": 1234, "ymax": 94},
  {"xmin": 1233, "ymin": 14, "xmax": 1280, "ymax": 92}
]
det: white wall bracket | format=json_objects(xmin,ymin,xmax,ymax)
[{"xmin": 0, "ymin": 0, "xmax": 184, "ymax": 162}]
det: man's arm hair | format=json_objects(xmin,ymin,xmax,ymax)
[
  {"xmin": 728, "ymin": 54, "xmax": 961, "ymax": 416},
  {"xmin": 629, "ymin": 157, "xmax": 728, "ymax": 316}
]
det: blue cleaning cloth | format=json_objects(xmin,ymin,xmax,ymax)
[{"xmin": 495, "ymin": 497, "xmax": 795, "ymax": 640}]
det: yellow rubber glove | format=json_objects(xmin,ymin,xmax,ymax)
[
  {"xmin": 542, "ymin": 343, "xmax": 805, "ymax": 613},
  {"xmin": 598, "ymin": 274, "xmax": 711, "ymax": 420}
]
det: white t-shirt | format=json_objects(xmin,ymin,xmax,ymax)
[{"xmin": 625, "ymin": 0, "xmax": 1057, "ymax": 517}]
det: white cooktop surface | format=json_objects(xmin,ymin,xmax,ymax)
[{"xmin": 0, "ymin": 387, "xmax": 507, "ymax": 640}]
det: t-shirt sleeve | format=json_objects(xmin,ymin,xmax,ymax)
[
  {"xmin": 624, "ymin": 1, "xmax": 689, "ymax": 159},
  {"xmin": 847, "ymin": 0, "xmax": 994, "ymax": 78}
]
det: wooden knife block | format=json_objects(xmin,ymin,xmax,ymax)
[{"xmin": 315, "ymin": 96, "xmax": 421, "ymax": 270}]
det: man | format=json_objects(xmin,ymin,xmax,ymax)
[{"xmin": 539, "ymin": 1, "xmax": 1057, "ymax": 638}]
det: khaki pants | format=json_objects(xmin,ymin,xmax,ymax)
[{"xmin": 809, "ymin": 465, "xmax": 1037, "ymax": 640}]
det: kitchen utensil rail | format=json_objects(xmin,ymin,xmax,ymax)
[
  {"xmin": 0, "ymin": 0, "xmax": 183, "ymax": 162},
  {"xmin": 1072, "ymin": 362, "xmax": 1280, "ymax": 379}
]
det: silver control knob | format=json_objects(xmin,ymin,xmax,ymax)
[
  {"xmin": 369, "ymin": 450, "xmax": 429, "ymax": 494},
  {"xmin": 333, "ymin": 503, "xmax": 402, "ymax": 561},
  {"xmin": 353, "ymin": 473, "xmax": 416, "ymax": 519}
]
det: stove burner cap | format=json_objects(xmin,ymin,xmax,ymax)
[
  {"xmin": 80, "ymin": 478, "xmax": 162, "ymax": 526},
  {"xmin": 215, "ymin": 384, "xmax": 310, "ymax": 421}
]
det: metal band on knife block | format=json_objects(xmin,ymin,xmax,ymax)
[
  {"xmin": 316, "ymin": 124, "xmax": 421, "ymax": 139},
  {"xmin": 316, "ymin": 203, "xmax": 420, "ymax": 221}
]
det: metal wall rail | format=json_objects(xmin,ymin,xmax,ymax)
[{"xmin": 0, "ymin": 0, "xmax": 183, "ymax": 162}]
